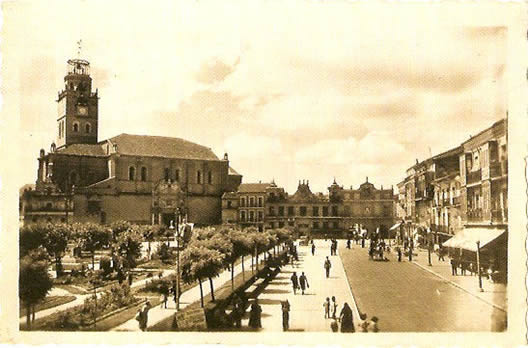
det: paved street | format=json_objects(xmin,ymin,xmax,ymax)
[
  {"xmin": 339, "ymin": 241, "xmax": 507, "ymax": 332},
  {"xmin": 242, "ymin": 240, "xmax": 359, "ymax": 332}
]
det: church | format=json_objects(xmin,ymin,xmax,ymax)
[{"xmin": 20, "ymin": 58, "xmax": 242, "ymax": 226}]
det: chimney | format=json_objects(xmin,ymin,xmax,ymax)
[{"xmin": 224, "ymin": 153, "xmax": 229, "ymax": 160}]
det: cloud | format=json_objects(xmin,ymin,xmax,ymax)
[
  {"xmin": 224, "ymin": 133, "xmax": 283, "ymax": 160},
  {"xmin": 194, "ymin": 58, "xmax": 240, "ymax": 85}
]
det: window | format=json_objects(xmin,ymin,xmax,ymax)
[
  {"xmin": 128, "ymin": 166, "xmax": 135, "ymax": 181},
  {"xmin": 279, "ymin": 221, "xmax": 285, "ymax": 228},
  {"xmin": 208, "ymin": 171, "xmax": 212, "ymax": 184},
  {"xmin": 288, "ymin": 206, "xmax": 294, "ymax": 216},
  {"xmin": 323, "ymin": 221, "xmax": 329, "ymax": 229},
  {"xmin": 85, "ymin": 123, "xmax": 91, "ymax": 133},
  {"xmin": 300, "ymin": 206, "xmax": 307, "ymax": 216},
  {"xmin": 269, "ymin": 206, "xmax": 275, "ymax": 216},
  {"xmin": 313, "ymin": 206, "xmax": 319, "ymax": 216},
  {"xmin": 141, "ymin": 166, "xmax": 147, "ymax": 181},
  {"xmin": 249, "ymin": 197, "xmax": 255, "ymax": 207},
  {"xmin": 258, "ymin": 197, "xmax": 263, "ymax": 207},
  {"xmin": 249, "ymin": 211, "xmax": 255, "ymax": 222},
  {"xmin": 69, "ymin": 171, "xmax": 79, "ymax": 184},
  {"xmin": 278, "ymin": 206, "xmax": 284, "ymax": 216},
  {"xmin": 164, "ymin": 168, "xmax": 170, "ymax": 181},
  {"xmin": 258, "ymin": 211, "xmax": 263, "ymax": 221},
  {"xmin": 197, "ymin": 170, "xmax": 202, "ymax": 184},
  {"xmin": 332, "ymin": 221, "xmax": 338, "ymax": 229},
  {"xmin": 332, "ymin": 206, "xmax": 338, "ymax": 216},
  {"xmin": 323, "ymin": 206, "xmax": 329, "ymax": 216},
  {"xmin": 73, "ymin": 122, "xmax": 79, "ymax": 132},
  {"xmin": 227, "ymin": 201, "xmax": 232, "ymax": 208},
  {"xmin": 175, "ymin": 169, "xmax": 180, "ymax": 181},
  {"xmin": 313, "ymin": 221, "xmax": 320, "ymax": 229},
  {"xmin": 240, "ymin": 211, "xmax": 246, "ymax": 221},
  {"xmin": 240, "ymin": 197, "xmax": 246, "ymax": 207}
]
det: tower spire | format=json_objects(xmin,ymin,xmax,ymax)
[{"xmin": 77, "ymin": 39, "xmax": 83, "ymax": 58}]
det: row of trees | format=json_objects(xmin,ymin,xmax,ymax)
[
  {"xmin": 180, "ymin": 226, "xmax": 294, "ymax": 307},
  {"xmin": 20, "ymin": 221, "xmax": 172, "ymax": 277}
]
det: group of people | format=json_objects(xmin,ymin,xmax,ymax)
[
  {"xmin": 290, "ymin": 271, "xmax": 310, "ymax": 295},
  {"xmin": 323, "ymin": 296, "xmax": 379, "ymax": 333},
  {"xmin": 329, "ymin": 239, "xmax": 339, "ymax": 255},
  {"xmin": 368, "ymin": 239, "xmax": 388, "ymax": 261}
]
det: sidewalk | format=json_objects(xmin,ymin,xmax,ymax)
[
  {"xmin": 241, "ymin": 240, "xmax": 360, "ymax": 332},
  {"xmin": 411, "ymin": 249, "xmax": 506, "ymax": 311}
]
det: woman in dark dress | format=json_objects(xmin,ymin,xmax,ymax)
[
  {"xmin": 248, "ymin": 300, "xmax": 262, "ymax": 329},
  {"xmin": 339, "ymin": 302, "xmax": 355, "ymax": 332}
]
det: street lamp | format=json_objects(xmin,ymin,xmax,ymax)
[
  {"xmin": 427, "ymin": 227, "xmax": 432, "ymax": 266},
  {"xmin": 169, "ymin": 208, "xmax": 182, "ymax": 311},
  {"xmin": 476, "ymin": 240, "xmax": 483, "ymax": 292}
]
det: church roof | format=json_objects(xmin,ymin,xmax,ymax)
[
  {"xmin": 229, "ymin": 166, "xmax": 241, "ymax": 176},
  {"xmin": 238, "ymin": 183, "xmax": 270, "ymax": 193},
  {"xmin": 108, "ymin": 134, "xmax": 219, "ymax": 161},
  {"xmin": 56, "ymin": 144, "xmax": 107, "ymax": 157}
]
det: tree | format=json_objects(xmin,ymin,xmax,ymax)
[
  {"xmin": 75, "ymin": 223, "xmax": 112, "ymax": 269},
  {"xmin": 109, "ymin": 220, "xmax": 132, "ymax": 241},
  {"xmin": 181, "ymin": 245, "xmax": 223, "ymax": 307},
  {"xmin": 42, "ymin": 223, "xmax": 71, "ymax": 277},
  {"xmin": 20, "ymin": 224, "xmax": 45, "ymax": 257},
  {"xmin": 228, "ymin": 228, "xmax": 253, "ymax": 285},
  {"xmin": 113, "ymin": 225, "xmax": 143, "ymax": 269},
  {"xmin": 19, "ymin": 248, "xmax": 53, "ymax": 330},
  {"xmin": 244, "ymin": 227, "xmax": 259, "ymax": 272}
]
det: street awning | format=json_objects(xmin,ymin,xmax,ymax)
[
  {"xmin": 442, "ymin": 227, "xmax": 506, "ymax": 252},
  {"xmin": 389, "ymin": 222, "xmax": 401, "ymax": 231}
]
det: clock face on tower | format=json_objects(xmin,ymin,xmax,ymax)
[{"xmin": 77, "ymin": 105, "xmax": 88, "ymax": 116}]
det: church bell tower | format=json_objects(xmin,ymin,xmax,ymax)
[{"xmin": 56, "ymin": 58, "xmax": 99, "ymax": 148}]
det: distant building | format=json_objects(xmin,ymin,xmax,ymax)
[
  {"xmin": 223, "ymin": 178, "xmax": 396, "ymax": 236},
  {"xmin": 21, "ymin": 58, "xmax": 242, "ymax": 226}
]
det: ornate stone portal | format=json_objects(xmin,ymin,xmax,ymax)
[{"xmin": 151, "ymin": 180, "xmax": 186, "ymax": 226}]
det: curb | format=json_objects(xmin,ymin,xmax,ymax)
[
  {"xmin": 337, "ymin": 253, "xmax": 362, "ymax": 321},
  {"xmin": 411, "ymin": 260, "xmax": 506, "ymax": 312}
]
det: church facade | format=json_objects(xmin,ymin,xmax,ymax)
[{"xmin": 20, "ymin": 59, "xmax": 242, "ymax": 226}]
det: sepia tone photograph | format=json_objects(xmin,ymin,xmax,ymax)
[{"xmin": 1, "ymin": 0, "xmax": 526, "ymax": 346}]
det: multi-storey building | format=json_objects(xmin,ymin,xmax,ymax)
[
  {"xmin": 223, "ymin": 178, "xmax": 396, "ymax": 237},
  {"xmin": 430, "ymin": 146, "xmax": 463, "ymax": 243},
  {"xmin": 20, "ymin": 58, "xmax": 242, "ymax": 226}
]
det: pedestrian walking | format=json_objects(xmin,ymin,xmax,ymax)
[
  {"xmin": 312, "ymin": 243, "xmax": 316, "ymax": 256},
  {"xmin": 361, "ymin": 237, "xmax": 365, "ymax": 248},
  {"xmin": 136, "ymin": 300, "xmax": 152, "ymax": 331},
  {"xmin": 450, "ymin": 258, "xmax": 458, "ymax": 276},
  {"xmin": 438, "ymin": 246, "xmax": 445, "ymax": 261},
  {"xmin": 290, "ymin": 272, "xmax": 299, "ymax": 295},
  {"xmin": 339, "ymin": 302, "xmax": 355, "ymax": 332},
  {"xmin": 233, "ymin": 296, "xmax": 243, "ymax": 329},
  {"xmin": 331, "ymin": 296, "xmax": 338, "ymax": 319},
  {"xmin": 408, "ymin": 247, "xmax": 413, "ymax": 261},
  {"xmin": 281, "ymin": 299, "xmax": 290, "ymax": 331},
  {"xmin": 324, "ymin": 256, "xmax": 332, "ymax": 278},
  {"xmin": 160, "ymin": 287, "xmax": 168, "ymax": 309},
  {"xmin": 299, "ymin": 272, "xmax": 309, "ymax": 295},
  {"xmin": 397, "ymin": 246, "xmax": 402, "ymax": 262},
  {"xmin": 346, "ymin": 239, "xmax": 351, "ymax": 249},
  {"xmin": 323, "ymin": 297, "xmax": 331, "ymax": 319},
  {"xmin": 461, "ymin": 260, "xmax": 467, "ymax": 276},
  {"xmin": 248, "ymin": 300, "xmax": 262, "ymax": 329}
]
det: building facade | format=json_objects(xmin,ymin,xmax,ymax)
[
  {"xmin": 20, "ymin": 58, "xmax": 242, "ymax": 226},
  {"xmin": 223, "ymin": 178, "xmax": 396, "ymax": 236}
]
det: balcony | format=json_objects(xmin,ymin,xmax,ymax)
[
  {"xmin": 430, "ymin": 224, "xmax": 449, "ymax": 234},
  {"xmin": 491, "ymin": 209, "xmax": 508, "ymax": 223},
  {"xmin": 467, "ymin": 208, "xmax": 483, "ymax": 222},
  {"xmin": 467, "ymin": 169, "xmax": 482, "ymax": 185},
  {"xmin": 490, "ymin": 160, "xmax": 508, "ymax": 178}
]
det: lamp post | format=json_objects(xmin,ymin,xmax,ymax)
[
  {"xmin": 169, "ymin": 208, "xmax": 181, "ymax": 311},
  {"xmin": 476, "ymin": 240, "xmax": 483, "ymax": 292},
  {"xmin": 427, "ymin": 228, "xmax": 432, "ymax": 266}
]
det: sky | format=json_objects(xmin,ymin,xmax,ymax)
[{"xmin": 3, "ymin": 1, "xmax": 507, "ymax": 195}]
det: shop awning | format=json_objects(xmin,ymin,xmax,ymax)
[
  {"xmin": 389, "ymin": 223, "xmax": 401, "ymax": 231},
  {"xmin": 442, "ymin": 227, "xmax": 506, "ymax": 252}
]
